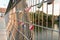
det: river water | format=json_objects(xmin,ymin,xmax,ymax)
[{"xmin": 34, "ymin": 24, "xmax": 59, "ymax": 40}]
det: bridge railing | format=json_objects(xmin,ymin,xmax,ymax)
[{"xmin": 6, "ymin": 0, "xmax": 60, "ymax": 40}]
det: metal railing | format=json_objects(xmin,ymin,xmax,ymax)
[{"xmin": 6, "ymin": 0, "xmax": 60, "ymax": 40}]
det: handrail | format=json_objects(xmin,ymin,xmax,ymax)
[
  {"xmin": 5, "ymin": 0, "xmax": 21, "ymax": 14},
  {"xmin": 18, "ymin": 19, "xmax": 59, "ymax": 32}
]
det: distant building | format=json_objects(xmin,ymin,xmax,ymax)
[{"xmin": 0, "ymin": 8, "xmax": 6, "ymax": 17}]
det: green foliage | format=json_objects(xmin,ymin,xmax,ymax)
[
  {"xmin": 29, "ymin": 10, "xmax": 57, "ymax": 29},
  {"xmin": 29, "ymin": 10, "xmax": 59, "ymax": 32}
]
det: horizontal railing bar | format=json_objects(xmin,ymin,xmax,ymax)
[
  {"xmin": 31, "ymin": 1, "xmax": 47, "ymax": 7},
  {"xmin": 18, "ymin": 20, "xmax": 59, "ymax": 32}
]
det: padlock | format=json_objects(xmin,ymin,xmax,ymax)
[{"xmin": 29, "ymin": 25, "xmax": 34, "ymax": 30}]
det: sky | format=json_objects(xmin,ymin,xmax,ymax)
[
  {"xmin": 0, "ymin": 0, "xmax": 9, "ymax": 8},
  {"xmin": 0, "ymin": 0, "xmax": 60, "ymax": 16}
]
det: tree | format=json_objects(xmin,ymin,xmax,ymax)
[{"xmin": 29, "ymin": 10, "xmax": 55, "ymax": 28}]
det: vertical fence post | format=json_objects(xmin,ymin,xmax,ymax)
[
  {"xmin": 58, "ymin": 5, "xmax": 60, "ymax": 40},
  {"xmin": 46, "ymin": 1, "xmax": 48, "ymax": 40},
  {"xmin": 59, "ymin": 15, "xmax": 60, "ymax": 40}
]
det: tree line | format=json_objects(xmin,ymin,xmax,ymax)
[{"xmin": 29, "ymin": 10, "xmax": 58, "ymax": 28}]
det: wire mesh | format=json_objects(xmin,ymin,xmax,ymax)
[{"xmin": 6, "ymin": 0, "xmax": 60, "ymax": 40}]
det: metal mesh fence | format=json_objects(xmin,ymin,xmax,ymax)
[{"xmin": 7, "ymin": 0, "xmax": 60, "ymax": 40}]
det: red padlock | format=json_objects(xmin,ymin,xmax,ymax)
[
  {"xmin": 21, "ymin": 22, "xmax": 24, "ymax": 25},
  {"xmin": 18, "ymin": 21, "xmax": 24, "ymax": 25},
  {"xmin": 29, "ymin": 25, "xmax": 34, "ymax": 30}
]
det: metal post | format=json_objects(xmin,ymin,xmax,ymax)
[
  {"xmin": 58, "ymin": 15, "xmax": 60, "ymax": 40},
  {"xmin": 46, "ymin": 1, "xmax": 48, "ymax": 40},
  {"xmin": 51, "ymin": 2, "xmax": 54, "ymax": 40},
  {"xmin": 58, "ymin": 7, "xmax": 60, "ymax": 40}
]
